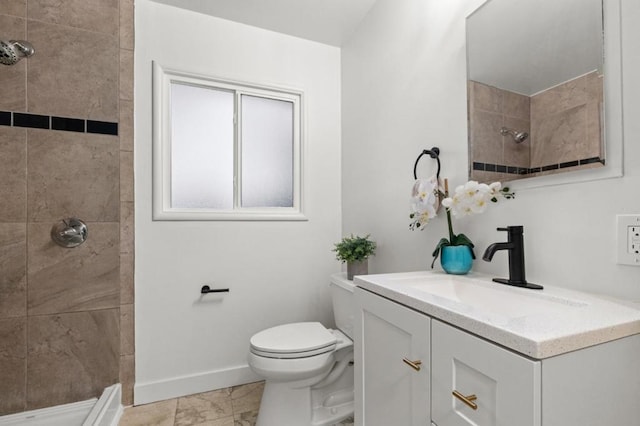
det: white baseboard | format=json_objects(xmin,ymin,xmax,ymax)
[{"xmin": 134, "ymin": 365, "xmax": 261, "ymax": 405}]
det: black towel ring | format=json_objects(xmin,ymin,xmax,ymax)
[{"xmin": 413, "ymin": 147, "xmax": 440, "ymax": 180}]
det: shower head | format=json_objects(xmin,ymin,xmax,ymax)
[
  {"xmin": 500, "ymin": 127, "xmax": 529, "ymax": 144},
  {"xmin": 0, "ymin": 40, "xmax": 35, "ymax": 66}
]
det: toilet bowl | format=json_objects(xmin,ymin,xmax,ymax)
[{"xmin": 248, "ymin": 275, "xmax": 355, "ymax": 426}]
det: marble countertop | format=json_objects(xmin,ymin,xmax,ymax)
[{"xmin": 354, "ymin": 270, "xmax": 640, "ymax": 359}]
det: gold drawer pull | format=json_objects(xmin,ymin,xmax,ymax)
[
  {"xmin": 452, "ymin": 390, "xmax": 478, "ymax": 410},
  {"xmin": 402, "ymin": 358, "xmax": 422, "ymax": 371}
]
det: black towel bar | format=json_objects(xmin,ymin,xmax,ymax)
[{"xmin": 201, "ymin": 285, "xmax": 229, "ymax": 294}]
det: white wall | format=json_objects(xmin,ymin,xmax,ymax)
[
  {"xmin": 135, "ymin": 0, "xmax": 342, "ymax": 403},
  {"xmin": 342, "ymin": 0, "xmax": 640, "ymax": 301}
]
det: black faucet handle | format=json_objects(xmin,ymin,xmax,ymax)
[{"xmin": 497, "ymin": 226, "xmax": 523, "ymax": 233}]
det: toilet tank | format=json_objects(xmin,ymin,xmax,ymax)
[{"xmin": 330, "ymin": 274, "xmax": 355, "ymax": 339}]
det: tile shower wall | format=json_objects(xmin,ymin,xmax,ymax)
[
  {"xmin": 468, "ymin": 80, "xmax": 531, "ymax": 182},
  {"xmin": 0, "ymin": 0, "xmax": 135, "ymax": 415},
  {"xmin": 469, "ymin": 72, "xmax": 603, "ymax": 182},
  {"xmin": 530, "ymin": 71, "xmax": 603, "ymax": 171}
]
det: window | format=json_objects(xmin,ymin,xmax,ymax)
[{"xmin": 153, "ymin": 63, "xmax": 304, "ymax": 220}]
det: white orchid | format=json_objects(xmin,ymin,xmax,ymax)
[
  {"xmin": 409, "ymin": 177, "xmax": 440, "ymax": 230},
  {"xmin": 409, "ymin": 177, "xmax": 515, "ymax": 269},
  {"xmin": 442, "ymin": 180, "xmax": 512, "ymax": 217}
]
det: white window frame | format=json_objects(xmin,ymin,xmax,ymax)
[{"xmin": 152, "ymin": 62, "xmax": 306, "ymax": 221}]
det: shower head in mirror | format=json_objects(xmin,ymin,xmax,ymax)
[
  {"xmin": 0, "ymin": 40, "xmax": 35, "ymax": 65},
  {"xmin": 500, "ymin": 127, "xmax": 529, "ymax": 144}
]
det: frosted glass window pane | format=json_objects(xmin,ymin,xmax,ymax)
[
  {"xmin": 241, "ymin": 95, "xmax": 294, "ymax": 208},
  {"xmin": 171, "ymin": 83, "xmax": 234, "ymax": 209}
]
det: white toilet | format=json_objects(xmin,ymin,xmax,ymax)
[{"xmin": 248, "ymin": 274, "xmax": 355, "ymax": 426}]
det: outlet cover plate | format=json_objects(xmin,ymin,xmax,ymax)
[{"xmin": 617, "ymin": 214, "xmax": 640, "ymax": 266}]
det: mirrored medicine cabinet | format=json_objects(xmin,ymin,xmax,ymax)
[{"xmin": 466, "ymin": 0, "xmax": 623, "ymax": 188}]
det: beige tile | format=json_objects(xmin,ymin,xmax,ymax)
[
  {"xmin": 27, "ymin": 129, "xmax": 119, "ymax": 222},
  {"xmin": 119, "ymin": 49, "xmax": 134, "ymax": 101},
  {"xmin": 26, "ymin": 309, "xmax": 119, "ymax": 410},
  {"xmin": 185, "ymin": 416, "xmax": 235, "ymax": 426},
  {"xmin": 27, "ymin": 222, "xmax": 119, "ymax": 315},
  {"xmin": 0, "ymin": 128, "xmax": 26, "ymax": 222},
  {"xmin": 120, "ymin": 151, "xmax": 134, "ymax": 202},
  {"xmin": 119, "ymin": 99, "xmax": 134, "ymax": 152},
  {"xmin": 0, "ymin": 317, "xmax": 26, "ymax": 415},
  {"xmin": 469, "ymin": 80, "xmax": 502, "ymax": 113},
  {"xmin": 120, "ymin": 252, "xmax": 134, "ymax": 304},
  {"xmin": 120, "ymin": 0, "xmax": 135, "ymax": 50},
  {"xmin": 27, "ymin": 20, "xmax": 118, "ymax": 121},
  {"xmin": 120, "ymin": 354, "xmax": 135, "ymax": 406},
  {"xmin": 586, "ymin": 70, "xmax": 603, "ymax": 103},
  {"xmin": 531, "ymin": 75, "xmax": 587, "ymax": 118},
  {"xmin": 0, "ymin": 223, "xmax": 27, "ymax": 319},
  {"xmin": 586, "ymin": 101, "xmax": 603, "ymax": 159},
  {"xmin": 530, "ymin": 104, "xmax": 587, "ymax": 167},
  {"xmin": 230, "ymin": 382, "xmax": 264, "ymax": 415},
  {"xmin": 27, "ymin": 0, "xmax": 118, "ymax": 36},
  {"xmin": 469, "ymin": 109, "xmax": 503, "ymax": 164},
  {"xmin": 503, "ymin": 90, "xmax": 530, "ymax": 121},
  {"xmin": 120, "ymin": 202, "xmax": 134, "ymax": 254},
  {"xmin": 233, "ymin": 410, "xmax": 258, "ymax": 426},
  {"xmin": 502, "ymin": 116, "xmax": 530, "ymax": 168},
  {"xmin": 120, "ymin": 303, "xmax": 134, "ymax": 355},
  {"xmin": 0, "ymin": 0, "xmax": 26, "ymax": 17},
  {"xmin": 175, "ymin": 388, "xmax": 234, "ymax": 426},
  {"xmin": 119, "ymin": 399, "xmax": 177, "ymax": 426},
  {"xmin": 0, "ymin": 15, "xmax": 27, "ymax": 111}
]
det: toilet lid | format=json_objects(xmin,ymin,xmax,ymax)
[{"xmin": 250, "ymin": 322, "xmax": 337, "ymax": 355}]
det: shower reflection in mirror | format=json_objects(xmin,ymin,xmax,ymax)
[{"xmin": 466, "ymin": 0, "xmax": 604, "ymax": 182}]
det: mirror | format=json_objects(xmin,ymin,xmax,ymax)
[{"xmin": 466, "ymin": 0, "xmax": 623, "ymax": 187}]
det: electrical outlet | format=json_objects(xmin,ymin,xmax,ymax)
[
  {"xmin": 617, "ymin": 215, "xmax": 640, "ymax": 266},
  {"xmin": 629, "ymin": 226, "xmax": 640, "ymax": 255}
]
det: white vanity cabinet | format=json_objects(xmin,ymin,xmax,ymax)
[
  {"xmin": 431, "ymin": 319, "xmax": 540, "ymax": 426},
  {"xmin": 355, "ymin": 278, "xmax": 640, "ymax": 426},
  {"xmin": 354, "ymin": 287, "xmax": 430, "ymax": 426}
]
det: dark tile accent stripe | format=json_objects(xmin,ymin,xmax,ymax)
[
  {"xmin": 87, "ymin": 120, "xmax": 118, "ymax": 136},
  {"xmin": 473, "ymin": 157, "xmax": 604, "ymax": 177},
  {"xmin": 14, "ymin": 112, "xmax": 49, "ymax": 129},
  {"xmin": 560, "ymin": 160, "xmax": 580, "ymax": 169},
  {"xmin": 52, "ymin": 116, "xmax": 85, "ymax": 133},
  {"xmin": 580, "ymin": 157, "xmax": 602, "ymax": 165},
  {"xmin": 0, "ymin": 111, "xmax": 118, "ymax": 136},
  {"xmin": 0, "ymin": 111, "xmax": 10, "ymax": 126}
]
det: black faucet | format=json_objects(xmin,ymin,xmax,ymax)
[{"xmin": 482, "ymin": 226, "xmax": 543, "ymax": 290}]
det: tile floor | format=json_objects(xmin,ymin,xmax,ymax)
[{"xmin": 118, "ymin": 381, "xmax": 354, "ymax": 426}]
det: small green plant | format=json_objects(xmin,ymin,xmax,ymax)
[{"xmin": 333, "ymin": 234, "xmax": 377, "ymax": 263}]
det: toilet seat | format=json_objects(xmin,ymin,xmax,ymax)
[{"xmin": 250, "ymin": 322, "xmax": 337, "ymax": 359}]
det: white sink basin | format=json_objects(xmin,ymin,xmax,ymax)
[{"xmin": 400, "ymin": 274, "xmax": 588, "ymax": 322}]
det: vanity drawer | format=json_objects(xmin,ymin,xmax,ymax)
[{"xmin": 431, "ymin": 319, "xmax": 541, "ymax": 426}]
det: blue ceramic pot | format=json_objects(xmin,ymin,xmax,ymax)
[{"xmin": 440, "ymin": 245, "xmax": 473, "ymax": 275}]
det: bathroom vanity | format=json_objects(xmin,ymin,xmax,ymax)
[{"xmin": 353, "ymin": 271, "xmax": 640, "ymax": 426}]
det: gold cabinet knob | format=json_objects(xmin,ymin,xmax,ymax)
[
  {"xmin": 452, "ymin": 390, "xmax": 478, "ymax": 410},
  {"xmin": 402, "ymin": 358, "xmax": 422, "ymax": 371}
]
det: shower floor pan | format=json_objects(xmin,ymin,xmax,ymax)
[{"xmin": 0, "ymin": 384, "xmax": 122, "ymax": 426}]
